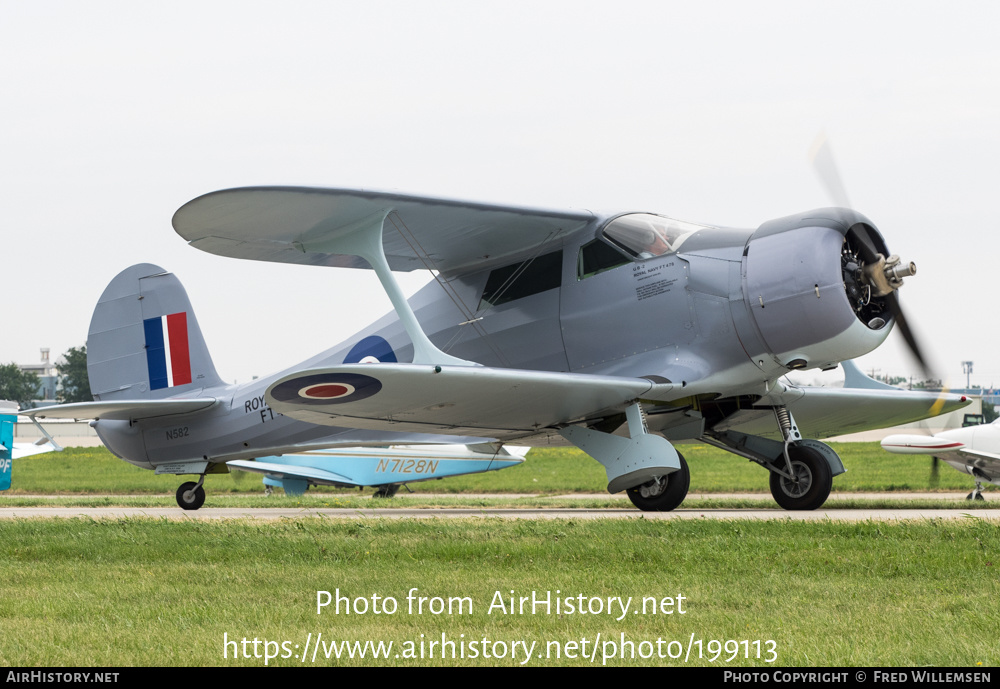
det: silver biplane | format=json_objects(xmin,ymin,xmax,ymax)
[{"xmin": 24, "ymin": 187, "xmax": 968, "ymax": 510}]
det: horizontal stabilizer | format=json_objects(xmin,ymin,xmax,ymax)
[
  {"xmin": 20, "ymin": 398, "xmax": 219, "ymax": 422},
  {"xmin": 265, "ymin": 363, "xmax": 668, "ymax": 437}
]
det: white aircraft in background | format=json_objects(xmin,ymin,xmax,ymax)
[
  {"xmin": 0, "ymin": 400, "xmax": 62, "ymax": 491},
  {"xmin": 881, "ymin": 420, "xmax": 1000, "ymax": 500}
]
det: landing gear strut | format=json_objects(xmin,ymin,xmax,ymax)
[
  {"xmin": 176, "ymin": 476, "xmax": 206, "ymax": 510},
  {"xmin": 702, "ymin": 405, "xmax": 844, "ymax": 511},
  {"xmin": 626, "ymin": 452, "xmax": 690, "ymax": 511},
  {"xmin": 967, "ymin": 482, "xmax": 986, "ymax": 501}
]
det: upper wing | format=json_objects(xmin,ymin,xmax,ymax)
[
  {"xmin": 265, "ymin": 363, "xmax": 670, "ymax": 438},
  {"xmin": 171, "ymin": 186, "xmax": 596, "ymax": 275}
]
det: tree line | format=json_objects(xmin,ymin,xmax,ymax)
[{"xmin": 0, "ymin": 346, "xmax": 90, "ymax": 408}]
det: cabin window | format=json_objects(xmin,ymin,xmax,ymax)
[
  {"xmin": 478, "ymin": 250, "xmax": 563, "ymax": 309},
  {"xmin": 578, "ymin": 239, "xmax": 630, "ymax": 279}
]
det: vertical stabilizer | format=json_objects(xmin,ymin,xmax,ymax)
[{"xmin": 87, "ymin": 264, "xmax": 224, "ymax": 400}]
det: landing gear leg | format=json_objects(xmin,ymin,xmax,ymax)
[
  {"xmin": 176, "ymin": 476, "xmax": 207, "ymax": 510},
  {"xmin": 626, "ymin": 452, "xmax": 690, "ymax": 512},
  {"xmin": 967, "ymin": 482, "xmax": 986, "ymax": 501},
  {"xmin": 702, "ymin": 406, "xmax": 843, "ymax": 511}
]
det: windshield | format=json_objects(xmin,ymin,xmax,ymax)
[{"xmin": 602, "ymin": 213, "xmax": 708, "ymax": 258}]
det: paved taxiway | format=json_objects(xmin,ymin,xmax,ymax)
[
  {"xmin": 2, "ymin": 491, "xmax": 993, "ymax": 520},
  {"xmin": 0, "ymin": 506, "xmax": 995, "ymax": 520}
]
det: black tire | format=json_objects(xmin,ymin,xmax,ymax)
[
  {"xmin": 769, "ymin": 445, "xmax": 832, "ymax": 510},
  {"xmin": 372, "ymin": 484, "xmax": 400, "ymax": 499},
  {"xmin": 626, "ymin": 452, "xmax": 690, "ymax": 512},
  {"xmin": 176, "ymin": 481, "xmax": 206, "ymax": 510}
]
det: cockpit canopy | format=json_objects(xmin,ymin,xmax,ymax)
[
  {"xmin": 579, "ymin": 213, "xmax": 711, "ymax": 279},
  {"xmin": 603, "ymin": 213, "xmax": 707, "ymax": 258}
]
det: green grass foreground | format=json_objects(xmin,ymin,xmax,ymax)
[
  {"xmin": 0, "ymin": 518, "xmax": 996, "ymax": 667},
  {"xmin": 5, "ymin": 443, "xmax": 994, "ymax": 497}
]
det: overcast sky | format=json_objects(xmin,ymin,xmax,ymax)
[{"xmin": 3, "ymin": 1, "xmax": 998, "ymax": 389}]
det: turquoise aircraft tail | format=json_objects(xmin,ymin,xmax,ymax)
[
  {"xmin": 87, "ymin": 264, "xmax": 225, "ymax": 401},
  {"xmin": 0, "ymin": 401, "xmax": 14, "ymax": 491}
]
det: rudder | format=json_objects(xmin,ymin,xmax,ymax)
[{"xmin": 87, "ymin": 264, "xmax": 224, "ymax": 400}]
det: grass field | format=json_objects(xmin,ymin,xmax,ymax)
[
  {"xmin": 0, "ymin": 518, "xmax": 997, "ymax": 667},
  {"xmin": 2, "ymin": 443, "xmax": 997, "ymax": 667}
]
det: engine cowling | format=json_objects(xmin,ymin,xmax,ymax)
[{"xmin": 741, "ymin": 209, "xmax": 913, "ymax": 372}]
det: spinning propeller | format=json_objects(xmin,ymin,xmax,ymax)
[
  {"xmin": 811, "ymin": 134, "xmax": 946, "ymax": 486},
  {"xmin": 809, "ymin": 134, "xmax": 930, "ymax": 378}
]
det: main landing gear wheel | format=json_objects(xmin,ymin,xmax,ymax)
[
  {"xmin": 176, "ymin": 481, "xmax": 206, "ymax": 510},
  {"xmin": 769, "ymin": 446, "xmax": 832, "ymax": 511},
  {"xmin": 626, "ymin": 452, "xmax": 690, "ymax": 512}
]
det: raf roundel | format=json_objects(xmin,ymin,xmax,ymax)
[
  {"xmin": 298, "ymin": 383, "xmax": 356, "ymax": 399},
  {"xmin": 270, "ymin": 373, "xmax": 382, "ymax": 406}
]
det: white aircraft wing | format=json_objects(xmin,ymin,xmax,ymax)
[
  {"xmin": 226, "ymin": 460, "xmax": 356, "ymax": 486},
  {"xmin": 227, "ymin": 445, "xmax": 527, "ymax": 488},
  {"xmin": 172, "ymin": 186, "xmax": 596, "ymax": 275},
  {"xmin": 265, "ymin": 363, "xmax": 669, "ymax": 437},
  {"xmin": 881, "ymin": 434, "xmax": 1000, "ymax": 484},
  {"xmin": 12, "ymin": 439, "xmax": 61, "ymax": 459}
]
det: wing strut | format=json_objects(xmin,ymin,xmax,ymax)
[
  {"xmin": 386, "ymin": 210, "xmax": 511, "ymax": 367},
  {"xmin": 297, "ymin": 211, "xmax": 475, "ymax": 368}
]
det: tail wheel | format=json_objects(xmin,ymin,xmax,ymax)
[
  {"xmin": 626, "ymin": 452, "xmax": 690, "ymax": 512},
  {"xmin": 176, "ymin": 481, "xmax": 206, "ymax": 510},
  {"xmin": 769, "ymin": 445, "xmax": 832, "ymax": 510}
]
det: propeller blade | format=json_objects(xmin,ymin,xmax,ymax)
[
  {"xmin": 809, "ymin": 134, "xmax": 939, "ymax": 388},
  {"xmin": 930, "ymin": 456, "xmax": 940, "ymax": 489},
  {"xmin": 809, "ymin": 133, "xmax": 852, "ymax": 209},
  {"xmin": 885, "ymin": 292, "xmax": 932, "ymax": 378}
]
